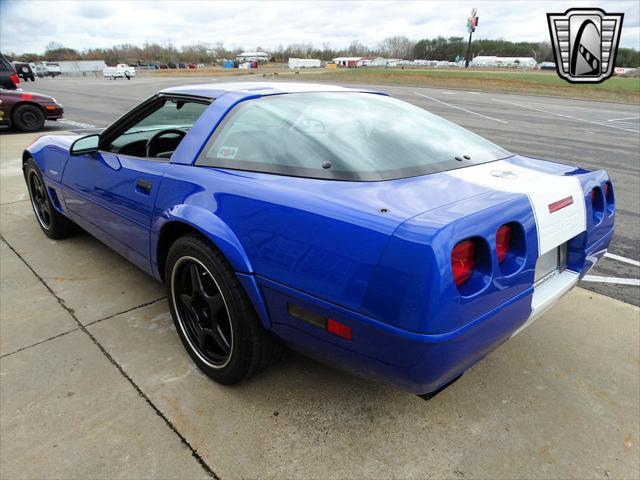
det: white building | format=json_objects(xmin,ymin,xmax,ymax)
[
  {"xmin": 471, "ymin": 56, "xmax": 537, "ymax": 68},
  {"xmin": 288, "ymin": 58, "xmax": 322, "ymax": 69},
  {"xmin": 332, "ymin": 57, "xmax": 361, "ymax": 68},
  {"xmin": 236, "ymin": 51, "xmax": 270, "ymax": 63},
  {"xmin": 366, "ymin": 57, "xmax": 389, "ymax": 67}
]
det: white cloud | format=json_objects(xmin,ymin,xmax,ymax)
[{"xmin": 0, "ymin": 0, "xmax": 638, "ymax": 54}]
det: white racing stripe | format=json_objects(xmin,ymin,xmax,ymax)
[{"xmin": 447, "ymin": 160, "xmax": 586, "ymax": 255}]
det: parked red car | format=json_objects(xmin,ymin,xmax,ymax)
[{"xmin": 0, "ymin": 90, "xmax": 63, "ymax": 131}]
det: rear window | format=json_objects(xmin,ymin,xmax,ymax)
[{"xmin": 196, "ymin": 92, "xmax": 511, "ymax": 181}]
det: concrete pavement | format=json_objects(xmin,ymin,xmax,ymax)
[{"xmin": 1, "ymin": 132, "xmax": 639, "ymax": 478}]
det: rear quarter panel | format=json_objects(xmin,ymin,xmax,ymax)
[
  {"xmin": 152, "ymin": 164, "xmax": 400, "ymax": 312},
  {"xmin": 362, "ymin": 189, "xmax": 538, "ymax": 334}
]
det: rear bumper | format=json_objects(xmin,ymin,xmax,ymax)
[
  {"xmin": 259, "ymin": 276, "xmax": 539, "ymax": 395},
  {"xmin": 580, "ymin": 226, "xmax": 614, "ymax": 277},
  {"xmin": 511, "ymin": 270, "xmax": 578, "ymax": 337},
  {"xmin": 255, "ymin": 226, "xmax": 614, "ymax": 395}
]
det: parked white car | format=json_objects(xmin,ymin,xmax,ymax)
[
  {"xmin": 103, "ymin": 64, "xmax": 136, "ymax": 80},
  {"xmin": 42, "ymin": 62, "xmax": 61, "ymax": 77}
]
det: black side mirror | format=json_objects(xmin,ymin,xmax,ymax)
[{"xmin": 70, "ymin": 134, "xmax": 100, "ymax": 156}]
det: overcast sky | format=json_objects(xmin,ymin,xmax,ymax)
[{"xmin": 1, "ymin": 0, "xmax": 638, "ymax": 54}]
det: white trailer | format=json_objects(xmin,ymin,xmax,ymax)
[
  {"xmin": 288, "ymin": 58, "xmax": 322, "ymax": 69},
  {"xmin": 103, "ymin": 64, "xmax": 136, "ymax": 80}
]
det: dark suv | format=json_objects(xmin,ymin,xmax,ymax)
[
  {"xmin": 13, "ymin": 62, "xmax": 35, "ymax": 82},
  {"xmin": 0, "ymin": 53, "xmax": 20, "ymax": 90}
]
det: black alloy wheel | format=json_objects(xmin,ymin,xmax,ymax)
[
  {"xmin": 28, "ymin": 170, "xmax": 52, "ymax": 230},
  {"xmin": 171, "ymin": 256, "xmax": 233, "ymax": 368},
  {"xmin": 24, "ymin": 158, "xmax": 75, "ymax": 239},
  {"xmin": 165, "ymin": 234, "xmax": 284, "ymax": 385}
]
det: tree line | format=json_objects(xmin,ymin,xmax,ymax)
[{"xmin": 7, "ymin": 37, "xmax": 639, "ymax": 67}]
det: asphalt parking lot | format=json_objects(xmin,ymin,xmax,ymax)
[{"xmin": 1, "ymin": 77, "xmax": 639, "ymax": 479}]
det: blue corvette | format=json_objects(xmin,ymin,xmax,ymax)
[{"xmin": 23, "ymin": 83, "xmax": 614, "ymax": 395}]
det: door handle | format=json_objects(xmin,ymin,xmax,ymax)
[{"xmin": 136, "ymin": 179, "xmax": 153, "ymax": 194}]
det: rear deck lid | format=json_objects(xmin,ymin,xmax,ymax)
[{"xmin": 446, "ymin": 158, "xmax": 586, "ymax": 254}]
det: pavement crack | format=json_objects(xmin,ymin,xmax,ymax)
[
  {"xmin": 0, "ymin": 327, "xmax": 80, "ymax": 358},
  {"xmin": 1, "ymin": 235, "xmax": 218, "ymax": 479},
  {"xmin": 0, "ymin": 199, "xmax": 29, "ymax": 207},
  {"xmin": 84, "ymin": 296, "xmax": 166, "ymax": 327}
]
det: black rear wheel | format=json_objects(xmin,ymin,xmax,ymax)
[
  {"xmin": 166, "ymin": 234, "xmax": 283, "ymax": 384},
  {"xmin": 173, "ymin": 256, "xmax": 234, "ymax": 368}
]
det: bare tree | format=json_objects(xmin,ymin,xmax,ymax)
[
  {"xmin": 348, "ymin": 40, "xmax": 367, "ymax": 56},
  {"xmin": 378, "ymin": 36, "xmax": 415, "ymax": 59}
]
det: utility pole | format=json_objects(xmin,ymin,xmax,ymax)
[
  {"xmin": 465, "ymin": 8, "xmax": 479, "ymax": 68},
  {"xmin": 465, "ymin": 31, "xmax": 473, "ymax": 68}
]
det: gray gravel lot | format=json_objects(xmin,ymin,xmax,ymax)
[
  {"xmin": 12, "ymin": 74, "xmax": 639, "ymax": 304},
  {"xmin": 1, "ymin": 78, "xmax": 639, "ymax": 479}
]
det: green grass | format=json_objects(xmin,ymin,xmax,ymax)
[{"xmin": 277, "ymin": 68, "xmax": 640, "ymax": 104}]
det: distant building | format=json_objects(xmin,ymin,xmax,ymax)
[
  {"xmin": 236, "ymin": 51, "xmax": 270, "ymax": 63},
  {"xmin": 366, "ymin": 57, "xmax": 389, "ymax": 67},
  {"xmin": 471, "ymin": 56, "xmax": 537, "ymax": 68},
  {"xmin": 288, "ymin": 58, "xmax": 322, "ymax": 69},
  {"xmin": 332, "ymin": 57, "xmax": 361, "ymax": 68}
]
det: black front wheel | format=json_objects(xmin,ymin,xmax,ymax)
[
  {"xmin": 24, "ymin": 158, "xmax": 75, "ymax": 239},
  {"xmin": 13, "ymin": 104, "xmax": 45, "ymax": 132},
  {"xmin": 166, "ymin": 234, "xmax": 283, "ymax": 385}
]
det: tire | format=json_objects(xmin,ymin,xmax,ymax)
[
  {"xmin": 166, "ymin": 234, "xmax": 283, "ymax": 385},
  {"xmin": 12, "ymin": 104, "xmax": 45, "ymax": 132},
  {"xmin": 24, "ymin": 158, "xmax": 75, "ymax": 239}
]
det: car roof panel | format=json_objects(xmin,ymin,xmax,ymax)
[{"xmin": 160, "ymin": 82, "xmax": 380, "ymax": 99}]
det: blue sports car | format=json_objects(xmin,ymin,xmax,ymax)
[{"xmin": 23, "ymin": 83, "xmax": 614, "ymax": 396}]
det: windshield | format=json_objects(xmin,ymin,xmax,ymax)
[{"xmin": 197, "ymin": 92, "xmax": 511, "ymax": 181}]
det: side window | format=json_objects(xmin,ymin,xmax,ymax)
[
  {"xmin": 133, "ymin": 101, "xmax": 207, "ymax": 130},
  {"xmin": 107, "ymin": 99, "xmax": 208, "ymax": 159},
  {"xmin": 197, "ymin": 99, "xmax": 331, "ymax": 168}
]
